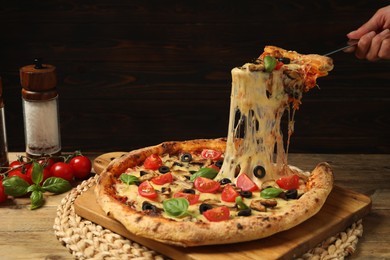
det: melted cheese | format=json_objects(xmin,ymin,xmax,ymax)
[{"xmin": 218, "ymin": 65, "xmax": 290, "ymax": 187}]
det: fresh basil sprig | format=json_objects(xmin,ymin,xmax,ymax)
[
  {"xmin": 120, "ymin": 174, "xmax": 139, "ymax": 185},
  {"xmin": 2, "ymin": 161, "xmax": 72, "ymax": 210},
  {"xmin": 260, "ymin": 187, "xmax": 284, "ymax": 199},
  {"xmin": 163, "ymin": 197, "xmax": 190, "ymax": 217},
  {"xmin": 190, "ymin": 167, "xmax": 218, "ymax": 182}
]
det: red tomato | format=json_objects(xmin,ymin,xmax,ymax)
[
  {"xmin": 9, "ymin": 170, "xmax": 33, "ymax": 184},
  {"xmin": 173, "ymin": 192, "xmax": 200, "ymax": 205},
  {"xmin": 236, "ymin": 173, "xmax": 259, "ymax": 192},
  {"xmin": 144, "ymin": 154, "xmax": 163, "ymax": 170},
  {"xmin": 50, "ymin": 162, "xmax": 74, "ymax": 182},
  {"xmin": 275, "ymin": 61, "xmax": 284, "ymax": 70},
  {"xmin": 0, "ymin": 181, "xmax": 7, "ymax": 203},
  {"xmin": 151, "ymin": 173, "xmax": 173, "ymax": 185},
  {"xmin": 9, "ymin": 161, "xmax": 30, "ymax": 173},
  {"xmin": 194, "ymin": 177, "xmax": 220, "ymax": 193},
  {"xmin": 38, "ymin": 158, "xmax": 55, "ymax": 170},
  {"xmin": 276, "ymin": 175, "xmax": 300, "ymax": 190},
  {"xmin": 138, "ymin": 181, "xmax": 158, "ymax": 199},
  {"xmin": 201, "ymin": 149, "xmax": 222, "ymax": 160},
  {"xmin": 203, "ymin": 206, "xmax": 230, "ymax": 222},
  {"xmin": 69, "ymin": 155, "xmax": 92, "ymax": 179},
  {"xmin": 221, "ymin": 184, "xmax": 240, "ymax": 202},
  {"xmin": 208, "ymin": 164, "xmax": 220, "ymax": 172},
  {"xmin": 26, "ymin": 167, "xmax": 51, "ymax": 184}
]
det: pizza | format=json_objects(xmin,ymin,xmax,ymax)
[{"xmin": 95, "ymin": 46, "xmax": 334, "ymax": 247}]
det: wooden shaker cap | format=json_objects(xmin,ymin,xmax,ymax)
[{"xmin": 20, "ymin": 58, "xmax": 57, "ymax": 91}]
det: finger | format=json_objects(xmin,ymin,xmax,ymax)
[
  {"xmin": 347, "ymin": 9, "xmax": 382, "ymax": 39},
  {"xmin": 378, "ymin": 38, "xmax": 390, "ymax": 59},
  {"xmin": 355, "ymin": 31, "xmax": 376, "ymax": 59},
  {"xmin": 366, "ymin": 29, "xmax": 390, "ymax": 61}
]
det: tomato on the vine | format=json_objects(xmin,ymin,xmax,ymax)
[
  {"xmin": 0, "ymin": 181, "xmax": 7, "ymax": 203},
  {"xmin": 9, "ymin": 170, "xmax": 33, "ymax": 184},
  {"xmin": 37, "ymin": 158, "xmax": 55, "ymax": 170},
  {"xmin": 26, "ymin": 166, "xmax": 51, "ymax": 184},
  {"xmin": 201, "ymin": 149, "xmax": 222, "ymax": 160},
  {"xmin": 69, "ymin": 155, "xmax": 92, "ymax": 179},
  {"xmin": 202, "ymin": 206, "xmax": 230, "ymax": 222},
  {"xmin": 9, "ymin": 160, "xmax": 30, "ymax": 173},
  {"xmin": 144, "ymin": 154, "xmax": 163, "ymax": 170},
  {"xmin": 50, "ymin": 162, "xmax": 74, "ymax": 182}
]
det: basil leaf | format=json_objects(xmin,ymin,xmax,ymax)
[
  {"xmin": 42, "ymin": 177, "xmax": 72, "ymax": 194},
  {"xmin": 163, "ymin": 198, "xmax": 189, "ymax": 217},
  {"xmin": 235, "ymin": 196, "xmax": 249, "ymax": 210},
  {"xmin": 2, "ymin": 176, "xmax": 30, "ymax": 197},
  {"xmin": 27, "ymin": 184, "xmax": 42, "ymax": 193},
  {"xmin": 31, "ymin": 161, "xmax": 44, "ymax": 185},
  {"xmin": 120, "ymin": 174, "xmax": 139, "ymax": 185},
  {"xmin": 260, "ymin": 187, "xmax": 284, "ymax": 199},
  {"xmin": 190, "ymin": 167, "xmax": 218, "ymax": 182},
  {"xmin": 264, "ymin": 55, "xmax": 277, "ymax": 72},
  {"xmin": 30, "ymin": 190, "xmax": 44, "ymax": 210}
]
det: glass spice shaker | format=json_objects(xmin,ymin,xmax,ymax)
[
  {"xmin": 0, "ymin": 77, "xmax": 9, "ymax": 171},
  {"xmin": 20, "ymin": 59, "xmax": 61, "ymax": 158}
]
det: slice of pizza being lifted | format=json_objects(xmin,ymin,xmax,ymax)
[
  {"xmin": 95, "ymin": 46, "xmax": 334, "ymax": 247},
  {"xmin": 218, "ymin": 46, "xmax": 334, "ymax": 187}
]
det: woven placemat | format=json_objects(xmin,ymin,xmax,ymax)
[{"xmin": 54, "ymin": 175, "xmax": 364, "ymax": 260}]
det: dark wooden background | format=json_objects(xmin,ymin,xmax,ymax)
[{"xmin": 1, "ymin": 0, "xmax": 389, "ymax": 154}]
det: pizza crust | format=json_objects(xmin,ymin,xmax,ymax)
[{"xmin": 95, "ymin": 139, "xmax": 333, "ymax": 247}]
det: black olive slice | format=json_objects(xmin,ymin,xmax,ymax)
[
  {"xmin": 199, "ymin": 203, "xmax": 212, "ymax": 214},
  {"xmin": 215, "ymin": 159, "xmax": 224, "ymax": 168},
  {"xmin": 253, "ymin": 165, "xmax": 266, "ymax": 178},
  {"xmin": 158, "ymin": 165, "xmax": 170, "ymax": 174},
  {"xmin": 142, "ymin": 201, "xmax": 157, "ymax": 212},
  {"xmin": 181, "ymin": 153, "xmax": 192, "ymax": 162},
  {"xmin": 277, "ymin": 57, "xmax": 291, "ymax": 64},
  {"xmin": 238, "ymin": 208, "xmax": 252, "ymax": 216},
  {"xmin": 140, "ymin": 170, "xmax": 148, "ymax": 176},
  {"xmin": 219, "ymin": 178, "xmax": 232, "ymax": 185},
  {"xmin": 240, "ymin": 190, "xmax": 253, "ymax": 198},
  {"xmin": 285, "ymin": 189, "xmax": 298, "ymax": 199},
  {"xmin": 183, "ymin": 188, "xmax": 196, "ymax": 194}
]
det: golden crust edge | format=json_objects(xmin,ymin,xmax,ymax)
[{"xmin": 94, "ymin": 139, "xmax": 334, "ymax": 247}]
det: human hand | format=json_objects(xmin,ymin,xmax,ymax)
[{"xmin": 346, "ymin": 5, "xmax": 390, "ymax": 61}]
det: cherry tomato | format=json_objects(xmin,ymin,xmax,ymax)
[
  {"xmin": 37, "ymin": 158, "xmax": 55, "ymax": 171},
  {"xmin": 9, "ymin": 161, "xmax": 30, "ymax": 173},
  {"xmin": 69, "ymin": 155, "xmax": 92, "ymax": 179},
  {"xmin": 151, "ymin": 172, "xmax": 173, "ymax": 185},
  {"xmin": 236, "ymin": 173, "xmax": 259, "ymax": 192},
  {"xmin": 144, "ymin": 154, "xmax": 163, "ymax": 170},
  {"xmin": 26, "ymin": 167, "xmax": 51, "ymax": 184},
  {"xmin": 208, "ymin": 164, "xmax": 220, "ymax": 172},
  {"xmin": 173, "ymin": 192, "xmax": 200, "ymax": 205},
  {"xmin": 0, "ymin": 181, "xmax": 7, "ymax": 203},
  {"xmin": 50, "ymin": 162, "xmax": 74, "ymax": 182},
  {"xmin": 221, "ymin": 184, "xmax": 240, "ymax": 202},
  {"xmin": 202, "ymin": 206, "xmax": 230, "ymax": 222},
  {"xmin": 276, "ymin": 175, "xmax": 300, "ymax": 190},
  {"xmin": 138, "ymin": 181, "xmax": 158, "ymax": 199},
  {"xmin": 201, "ymin": 149, "xmax": 222, "ymax": 160},
  {"xmin": 275, "ymin": 61, "xmax": 284, "ymax": 70},
  {"xmin": 194, "ymin": 177, "xmax": 220, "ymax": 193},
  {"xmin": 9, "ymin": 170, "xmax": 33, "ymax": 184}
]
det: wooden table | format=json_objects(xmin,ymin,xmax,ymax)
[{"xmin": 0, "ymin": 152, "xmax": 389, "ymax": 259}]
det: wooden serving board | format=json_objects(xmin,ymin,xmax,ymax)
[{"xmin": 74, "ymin": 153, "xmax": 372, "ymax": 260}]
